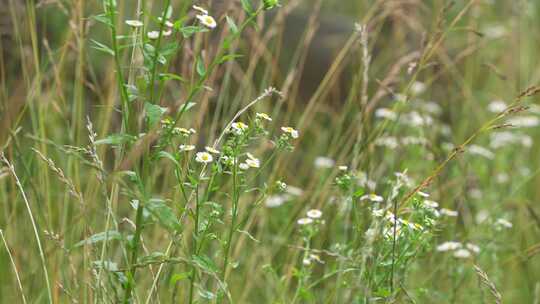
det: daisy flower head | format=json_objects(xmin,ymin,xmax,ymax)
[
  {"xmin": 338, "ymin": 165, "xmax": 348, "ymax": 171},
  {"xmin": 179, "ymin": 144, "xmax": 195, "ymax": 152},
  {"xmin": 126, "ymin": 20, "xmax": 143, "ymax": 28},
  {"xmin": 147, "ymin": 31, "xmax": 160, "ymax": 39},
  {"xmin": 231, "ymin": 122, "xmax": 248, "ymax": 135},
  {"xmin": 256, "ymin": 112, "xmax": 272, "ymax": 121},
  {"xmin": 239, "ymin": 163, "xmax": 249, "ymax": 170},
  {"xmin": 297, "ymin": 217, "xmax": 313, "ymax": 225},
  {"xmin": 281, "ymin": 126, "xmax": 299, "ymax": 139},
  {"xmin": 196, "ymin": 14, "xmax": 217, "ymax": 29},
  {"xmin": 453, "ymin": 249, "xmax": 471, "ymax": 259},
  {"xmin": 306, "ymin": 209, "xmax": 322, "ymax": 219},
  {"xmin": 245, "ymin": 158, "xmax": 260, "ymax": 168},
  {"xmin": 192, "ymin": 5, "xmax": 208, "ymax": 15},
  {"xmin": 158, "ymin": 17, "xmax": 174, "ymax": 28},
  {"xmin": 360, "ymin": 193, "xmax": 384, "ymax": 203},
  {"xmin": 205, "ymin": 146, "xmax": 220, "ymax": 154},
  {"xmin": 195, "ymin": 151, "xmax": 213, "ymax": 163},
  {"xmin": 440, "ymin": 208, "xmax": 458, "ymax": 217}
]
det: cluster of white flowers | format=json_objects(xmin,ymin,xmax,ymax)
[
  {"xmin": 239, "ymin": 153, "xmax": 260, "ymax": 170},
  {"xmin": 374, "ymin": 136, "xmax": 428, "ymax": 149},
  {"xmin": 281, "ymin": 126, "xmax": 299, "ymax": 139},
  {"xmin": 468, "ymin": 144, "xmax": 495, "ymax": 160},
  {"xmin": 230, "ymin": 121, "xmax": 248, "ymax": 135},
  {"xmin": 437, "ymin": 241, "xmax": 480, "ymax": 259},
  {"xmin": 297, "ymin": 209, "xmax": 323, "ymax": 226},
  {"xmin": 490, "ymin": 131, "xmax": 532, "ymax": 149},
  {"xmin": 371, "ymin": 209, "xmax": 424, "ymax": 240},
  {"xmin": 173, "ymin": 127, "xmax": 197, "ymax": 137}
]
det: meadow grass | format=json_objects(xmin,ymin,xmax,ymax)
[{"xmin": 1, "ymin": 0, "xmax": 540, "ymax": 303}]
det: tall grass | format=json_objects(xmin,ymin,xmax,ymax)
[{"xmin": 1, "ymin": 0, "xmax": 540, "ymax": 303}]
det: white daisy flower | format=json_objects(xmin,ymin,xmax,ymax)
[
  {"xmin": 375, "ymin": 108, "xmax": 397, "ymax": 121},
  {"xmin": 488, "ymin": 100, "xmax": 507, "ymax": 113},
  {"xmin": 297, "ymin": 217, "xmax": 313, "ymax": 225},
  {"xmin": 239, "ymin": 163, "xmax": 249, "ymax": 170},
  {"xmin": 338, "ymin": 165, "xmax": 348, "ymax": 171},
  {"xmin": 423, "ymin": 200, "xmax": 439, "ymax": 209},
  {"xmin": 466, "ymin": 243, "xmax": 480, "ymax": 254},
  {"xmin": 231, "ymin": 122, "xmax": 248, "ymax": 135},
  {"xmin": 195, "ymin": 152, "xmax": 213, "ymax": 163},
  {"xmin": 162, "ymin": 29, "xmax": 172, "ymax": 37},
  {"xmin": 306, "ymin": 209, "xmax": 322, "ymax": 219},
  {"xmin": 147, "ymin": 31, "xmax": 160, "ymax": 39},
  {"xmin": 436, "ymin": 241, "xmax": 462, "ymax": 252},
  {"xmin": 192, "ymin": 5, "xmax": 209, "ymax": 15},
  {"xmin": 281, "ymin": 126, "xmax": 299, "ymax": 139},
  {"xmin": 126, "ymin": 20, "xmax": 143, "ymax": 27},
  {"xmin": 440, "ymin": 208, "xmax": 458, "ymax": 217},
  {"xmin": 245, "ymin": 158, "xmax": 260, "ymax": 168},
  {"xmin": 265, "ymin": 195, "xmax": 288, "ymax": 208},
  {"xmin": 256, "ymin": 112, "xmax": 272, "ymax": 121},
  {"xmin": 179, "ymin": 144, "xmax": 195, "ymax": 152},
  {"xmin": 360, "ymin": 194, "xmax": 384, "ymax": 203},
  {"xmin": 314, "ymin": 156, "xmax": 335, "ymax": 169},
  {"xmin": 157, "ymin": 17, "xmax": 174, "ymax": 28},
  {"xmin": 196, "ymin": 14, "xmax": 217, "ymax": 29},
  {"xmin": 205, "ymin": 146, "xmax": 220, "ymax": 154},
  {"xmin": 453, "ymin": 249, "xmax": 471, "ymax": 259},
  {"xmin": 495, "ymin": 218, "xmax": 513, "ymax": 229}
]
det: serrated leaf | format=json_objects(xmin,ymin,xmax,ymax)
[
  {"xmin": 144, "ymin": 102, "xmax": 168, "ymax": 127},
  {"xmin": 145, "ymin": 198, "xmax": 181, "ymax": 232},
  {"xmin": 74, "ymin": 231, "xmax": 122, "ymax": 248}
]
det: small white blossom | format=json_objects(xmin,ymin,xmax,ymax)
[
  {"xmin": 281, "ymin": 126, "xmax": 299, "ymax": 139},
  {"xmin": 466, "ymin": 243, "xmax": 481, "ymax": 254},
  {"xmin": 360, "ymin": 194, "xmax": 384, "ymax": 203},
  {"xmin": 314, "ymin": 156, "xmax": 335, "ymax": 169},
  {"xmin": 231, "ymin": 122, "xmax": 248, "ymax": 135},
  {"xmin": 192, "ymin": 5, "xmax": 209, "ymax": 15},
  {"xmin": 411, "ymin": 81, "xmax": 427, "ymax": 95},
  {"xmin": 453, "ymin": 249, "xmax": 472, "ymax": 259},
  {"xmin": 488, "ymin": 100, "xmax": 507, "ymax": 113},
  {"xmin": 286, "ymin": 186, "xmax": 304, "ymax": 196},
  {"xmin": 245, "ymin": 158, "xmax": 260, "ymax": 168},
  {"xmin": 507, "ymin": 116, "xmax": 540, "ymax": 128},
  {"xmin": 179, "ymin": 144, "xmax": 195, "ymax": 152},
  {"xmin": 423, "ymin": 200, "xmax": 439, "ymax": 209},
  {"xmin": 147, "ymin": 31, "xmax": 160, "ymax": 39},
  {"xmin": 265, "ymin": 195, "xmax": 288, "ymax": 208},
  {"xmin": 440, "ymin": 208, "xmax": 458, "ymax": 217},
  {"xmin": 256, "ymin": 112, "xmax": 272, "ymax": 121},
  {"xmin": 306, "ymin": 209, "xmax": 322, "ymax": 219},
  {"xmin": 196, "ymin": 14, "xmax": 217, "ymax": 29},
  {"xmin": 437, "ymin": 241, "xmax": 462, "ymax": 252},
  {"xmin": 375, "ymin": 108, "xmax": 397, "ymax": 121},
  {"xmin": 297, "ymin": 218, "xmax": 313, "ymax": 225},
  {"xmin": 468, "ymin": 145, "xmax": 495, "ymax": 160},
  {"xmin": 126, "ymin": 20, "xmax": 143, "ymax": 27},
  {"xmin": 338, "ymin": 165, "xmax": 348, "ymax": 171},
  {"xmin": 495, "ymin": 218, "xmax": 513, "ymax": 229},
  {"xmin": 205, "ymin": 146, "xmax": 220, "ymax": 154},
  {"xmin": 239, "ymin": 163, "xmax": 249, "ymax": 170},
  {"xmin": 195, "ymin": 152, "xmax": 213, "ymax": 163}
]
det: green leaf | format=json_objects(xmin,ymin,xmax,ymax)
[
  {"xmin": 158, "ymin": 73, "xmax": 186, "ymax": 82},
  {"xmin": 196, "ymin": 56, "xmax": 206, "ymax": 77},
  {"xmin": 92, "ymin": 14, "xmax": 113, "ymax": 28},
  {"xmin": 179, "ymin": 26, "xmax": 208, "ymax": 38},
  {"xmin": 90, "ymin": 39, "xmax": 114, "ymax": 56},
  {"xmin": 74, "ymin": 231, "xmax": 122, "ymax": 248},
  {"xmin": 156, "ymin": 151, "xmax": 180, "ymax": 167},
  {"xmin": 144, "ymin": 102, "xmax": 168, "ymax": 127},
  {"xmin": 145, "ymin": 198, "xmax": 181, "ymax": 232},
  {"xmin": 219, "ymin": 54, "xmax": 243, "ymax": 64},
  {"xmin": 137, "ymin": 251, "xmax": 167, "ymax": 265},
  {"xmin": 192, "ymin": 254, "xmax": 218, "ymax": 273},
  {"xmin": 240, "ymin": 0, "xmax": 254, "ymax": 15},
  {"xmin": 353, "ymin": 188, "xmax": 365, "ymax": 198},
  {"xmin": 170, "ymin": 272, "xmax": 191, "ymax": 286},
  {"xmin": 226, "ymin": 16, "xmax": 239, "ymax": 34},
  {"xmin": 94, "ymin": 133, "xmax": 136, "ymax": 145}
]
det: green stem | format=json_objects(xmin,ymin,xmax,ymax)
[{"xmin": 221, "ymin": 159, "xmax": 240, "ymax": 282}]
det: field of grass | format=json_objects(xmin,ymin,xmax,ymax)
[{"xmin": 1, "ymin": 0, "xmax": 540, "ymax": 303}]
